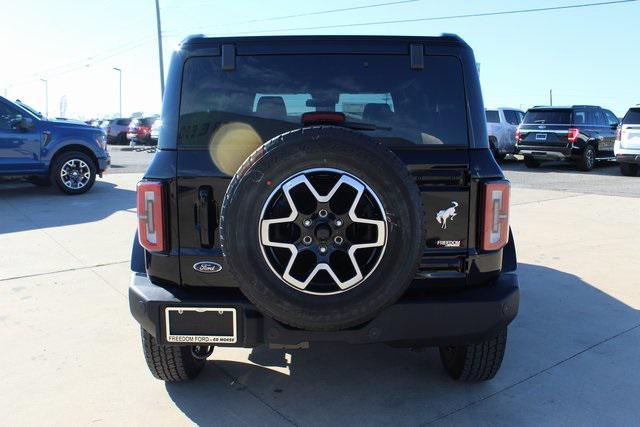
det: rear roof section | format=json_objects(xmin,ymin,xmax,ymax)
[{"xmin": 178, "ymin": 34, "xmax": 470, "ymax": 57}]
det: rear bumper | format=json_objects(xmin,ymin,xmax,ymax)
[
  {"xmin": 616, "ymin": 153, "xmax": 640, "ymax": 164},
  {"xmin": 518, "ymin": 145, "xmax": 573, "ymax": 160},
  {"xmin": 129, "ymin": 271, "xmax": 519, "ymax": 348}
]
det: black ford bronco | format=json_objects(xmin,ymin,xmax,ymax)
[{"xmin": 129, "ymin": 35, "xmax": 519, "ymax": 383}]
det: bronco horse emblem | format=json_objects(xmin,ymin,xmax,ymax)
[{"xmin": 436, "ymin": 201, "xmax": 459, "ymax": 229}]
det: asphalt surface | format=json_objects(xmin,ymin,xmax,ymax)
[
  {"xmin": 107, "ymin": 144, "xmax": 157, "ymax": 174},
  {"xmin": 1, "ymin": 151, "xmax": 639, "ymax": 425},
  {"xmin": 501, "ymin": 158, "xmax": 640, "ymax": 198}
]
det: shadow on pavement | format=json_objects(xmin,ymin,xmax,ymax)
[
  {"xmin": 0, "ymin": 179, "xmax": 135, "ymax": 233},
  {"xmin": 165, "ymin": 263, "xmax": 640, "ymax": 425}
]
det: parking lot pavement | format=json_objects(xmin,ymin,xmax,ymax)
[
  {"xmin": 106, "ymin": 144, "xmax": 157, "ymax": 174},
  {"xmin": 502, "ymin": 158, "xmax": 640, "ymax": 198},
  {"xmin": 1, "ymin": 172, "xmax": 639, "ymax": 425}
]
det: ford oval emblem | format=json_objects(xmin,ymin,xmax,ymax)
[{"xmin": 193, "ymin": 261, "xmax": 223, "ymax": 273}]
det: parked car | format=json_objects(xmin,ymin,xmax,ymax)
[
  {"xmin": 127, "ymin": 116, "xmax": 158, "ymax": 145},
  {"xmin": 485, "ymin": 107, "xmax": 525, "ymax": 161},
  {"xmin": 129, "ymin": 34, "xmax": 518, "ymax": 383},
  {"xmin": 614, "ymin": 106, "xmax": 640, "ymax": 176},
  {"xmin": 516, "ymin": 105, "xmax": 619, "ymax": 171},
  {"xmin": 149, "ymin": 118, "xmax": 161, "ymax": 144},
  {"xmin": 0, "ymin": 96, "xmax": 110, "ymax": 194},
  {"xmin": 106, "ymin": 117, "xmax": 132, "ymax": 145}
]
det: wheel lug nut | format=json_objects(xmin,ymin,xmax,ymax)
[
  {"xmin": 303, "ymin": 219, "xmax": 312, "ymax": 227},
  {"xmin": 334, "ymin": 236, "xmax": 343, "ymax": 245},
  {"xmin": 335, "ymin": 219, "xmax": 343, "ymax": 227},
  {"xmin": 318, "ymin": 209, "xmax": 328, "ymax": 218},
  {"xmin": 302, "ymin": 236, "xmax": 312, "ymax": 245},
  {"xmin": 319, "ymin": 246, "xmax": 327, "ymax": 254}
]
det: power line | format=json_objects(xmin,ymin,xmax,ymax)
[
  {"xmin": 162, "ymin": 0, "xmax": 420, "ymax": 34},
  {"xmin": 206, "ymin": 0, "xmax": 638, "ymax": 36}
]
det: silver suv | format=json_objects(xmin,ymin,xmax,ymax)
[
  {"xmin": 615, "ymin": 106, "xmax": 640, "ymax": 176},
  {"xmin": 485, "ymin": 107, "xmax": 524, "ymax": 161}
]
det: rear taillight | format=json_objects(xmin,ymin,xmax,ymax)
[
  {"xmin": 515, "ymin": 128, "xmax": 522, "ymax": 142},
  {"xmin": 616, "ymin": 126, "xmax": 622, "ymax": 141},
  {"xmin": 482, "ymin": 180, "xmax": 510, "ymax": 251},
  {"xmin": 567, "ymin": 128, "xmax": 580, "ymax": 143},
  {"xmin": 137, "ymin": 181, "xmax": 166, "ymax": 252}
]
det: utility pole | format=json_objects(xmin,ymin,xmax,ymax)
[
  {"xmin": 40, "ymin": 78, "xmax": 48, "ymax": 117},
  {"xmin": 549, "ymin": 89, "xmax": 553, "ymax": 106},
  {"xmin": 113, "ymin": 67, "xmax": 122, "ymax": 117},
  {"xmin": 155, "ymin": 0, "xmax": 165, "ymax": 98}
]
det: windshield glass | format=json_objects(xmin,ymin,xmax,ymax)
[
  {"xmin": 178, "ymin": 55, "xmax": 468, "ymax": 148},
  {"xmin": 522, "ymin": 109, "xmax": 571, "ymax": 125}
]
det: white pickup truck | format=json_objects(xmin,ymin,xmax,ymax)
[{"xmin": 486, "ymin": 107, "xmax": 525, "ymax": 161}]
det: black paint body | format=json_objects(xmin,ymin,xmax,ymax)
[{"xmin": 130, "ymin": 35, "xmax": 519, "ymax": 346}]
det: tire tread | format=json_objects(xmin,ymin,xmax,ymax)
[{"xmin": 141, "ymin": 328, "xmax": 204, "ymax": 382}]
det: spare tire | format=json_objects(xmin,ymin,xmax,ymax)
[{"xmin": 220, "ymin": 126, "xmax": 424, "ymax": 331}]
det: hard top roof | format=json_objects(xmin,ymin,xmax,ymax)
[{"xmin": 182, "ymin": 34, "xmax": 467, "ymax": 46}]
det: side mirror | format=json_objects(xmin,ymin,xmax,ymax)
[
  {"xmin": 9, "ymin": 115, "xmax": 33, "ymax": 131},
  {"xmin": 611, "ymin": 123, "xmax": 619, "ymax": 130}
]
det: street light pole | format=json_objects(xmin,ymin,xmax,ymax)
[
  {"xmin": 113, "ymin": 67, "xmax": 122, "ymax": 117},
  {"xmin": 40, "ymin": 78, "xmax": 48, "ymax": 118},
  {"xmin": 154, "ymin": 0, "xmax": 165, "ymax": 98}
]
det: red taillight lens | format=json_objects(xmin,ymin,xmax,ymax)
[
  {"xmin": 482, "ymin": 180, "xmax": 510, "ymax": 251},
  {"xmin": 137, "ymin": 181, "xmax": 165, "ymax": 252},
  {"xmin": 515, "ymin": 128, "xmax": 522, "ymax": 142},
  {"xmin": 567, "ymin": 128, "xmax": 580, "ymax": 143}
]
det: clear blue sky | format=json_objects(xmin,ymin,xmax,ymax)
[{"xmin": 1, "ymin": 0, "xmax": 638, "ymax": 119}]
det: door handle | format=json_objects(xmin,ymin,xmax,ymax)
[{"xmin": 196, "ymin": 186, "xmax": 215, "ymax": 247}]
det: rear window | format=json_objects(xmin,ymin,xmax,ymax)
[
  {"xmin": 485, "ymin": 110, "xmax": 500, "ymax": 123},
  {"xmin": 623, "ymin": 108, "xmax": 640, "ymax": 125},
  {"xmin": 523, "ymin": 109, "xmax": 571, "ymax": 125},
  {"xmin": 178, "ymin": 55, "xmax": 468, "ymax": 149}
]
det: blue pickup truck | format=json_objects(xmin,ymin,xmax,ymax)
[{"xmin": 0, "ymin": 96, "xmax": 110, "ymax": 194}]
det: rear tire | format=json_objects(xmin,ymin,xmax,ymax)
[
  {"xmin": 489, "ymin": 138, "xmax": 505, "ymax": 162},
  {"xmin": 439, "ymin": 328, "xmax": 507, "ymax": 382},
  {"xmin": 620, "ymin": 163, "xmax": 639, "ymax": 176},
  {"xmin": 577, "ymin": 145, "xmax": 596, "ymax": 171},
  {"xmin": 523, "ymin": 156, "xmax": 540, "ymax": 168},
  {"xmin": 141, "ymin": 328, "xmax": 206, "ymax": 382}
]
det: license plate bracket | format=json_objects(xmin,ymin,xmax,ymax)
[
  {"xmin": 535, "ymin": 133, "xmax": 547, "ymax": 141},
  {"xmin": 165, "ymin": 307, "xmax": 237, "ymax": 344}
]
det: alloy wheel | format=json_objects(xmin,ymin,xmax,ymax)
[
  {"xmin": 259, "ymin": 168, "xmax": 387, "ymax": 295},
  {"xmin": 60, "ymin": 159, "xmax": 91, "ymax": 190}
]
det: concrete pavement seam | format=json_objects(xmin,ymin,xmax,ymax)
[
  {"xmin": 0, "ymin": 260, "xmax": 129, "ymax": 282},
  {"xmin": 511, "ymin": 193, "xmax": 586, "ymax": 206},
  {"xmin": 212, "ymin": 362, "xmax": 299, "ymax": 426},
  {"xmin": 423, "ymin": 321, "xmax": 640, "ymax": 425}
]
